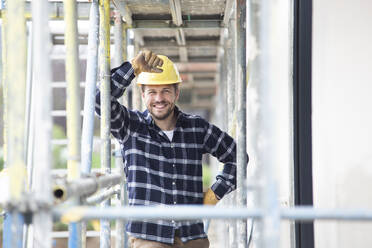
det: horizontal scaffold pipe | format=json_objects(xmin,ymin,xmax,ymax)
[
  {"xmin": 84, "ymin": 187, "xmax": 119, "ymax": 205},
  {"xmin": 53, "ymin": 174, "xmax": 122, "ymax": 203},
  {"xmin": 55, "ymin": 206, "xmax": 263, "ymax": 222},
  {"xmin": 53, "ymin": 206, "xmax": 372, "ymax": 223}
]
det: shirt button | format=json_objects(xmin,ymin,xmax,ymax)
[
  {"xmin": 172, "ymin": 181, "xmax": 176, "ymax": 185},
  {"xmin": 170, "ymin": 143, "xmax": 174, "ymax": 148},
  {"xmin": 173, "ymin": 164, "xmax": 175, "ymax": 167},
  {"xmin": 174, "ymin": 201, "xmax": 177, "ymax": 204}
]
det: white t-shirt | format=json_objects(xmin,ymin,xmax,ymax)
[{"xmin": 163, "ymin": 130, "xmax": 174, "ymax": 141}]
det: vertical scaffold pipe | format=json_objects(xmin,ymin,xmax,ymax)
[
  {"xmin": 113, "ymin": 11, "xmax": 128, "ymax": 248},
  {"xmin": 31, "ymin": 0, "xmax": 53, "ymax": 247},
  {"xmin": 113, "ymin": 11, "xmax": 123, "ymax": 68},
  {"xmin": 99, "ymin": 0, "xmax": 112, "ymax": 247},
  {"xmin": 259, "ymin": 0, "xmax": 280, "ymax": 247},
  {"xmin": 227, "ymin": 5, "xmax": 238, "ymax": 247},
  {"xmin": 122, "ymin": 28, "xmax": 130, "ymax": 248},
  {"xmin": 81, "ymin": 1, "xmax": 99, "ymax": 247},
  {"xmin": 235, "ymin": 0, "xmax": 248, "ymax": 248},
  {"xmin": 81, "ymin": 0, "xmax": 99, "ymax": 176},
  {"xmin": 4, "ymin": 0, "xmax": 27, "ymax": 247},
  {"xmin": 1, "ymin": 8, "xmax": 11, "ymax": 248},
  {"xmin": 132, "ymin": 42, "xmax": 142, "ymax": 110},
  {"xmin": 64, "ymin": 0, "xmax": 82, "ymax": 247}
]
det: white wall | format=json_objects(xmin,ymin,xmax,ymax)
[{"xmin": 313, "ymin": 0, "xmax": 372, "ymax": 247}]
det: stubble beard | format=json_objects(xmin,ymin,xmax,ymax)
[{"xmin": 149, "ymin": 102, "xmax": 175, "ymax": 121}]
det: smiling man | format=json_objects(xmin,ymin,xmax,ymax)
[{"xmin": 95, "ymin": 51, "xmax": 239, "ymax": 248}]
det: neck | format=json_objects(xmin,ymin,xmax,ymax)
[{"xmin": 153, "ymin": 111, "xmax": 177, "ymax": 131}]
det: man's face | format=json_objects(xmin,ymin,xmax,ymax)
[{"xmin": 142, "ymin": 84, "xmax": 179, "ymax": 121}]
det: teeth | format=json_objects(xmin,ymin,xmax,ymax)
[{"xmin": 154, "ymin": 104, "xmax": 166, "ymax": 108}]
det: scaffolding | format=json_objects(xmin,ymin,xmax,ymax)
[{"xmin": 2, "ymin": 1, "xmax": 372, "ymax": 248}]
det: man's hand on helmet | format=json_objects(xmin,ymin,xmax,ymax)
[{"xmin": 131, "ymin": 50, "xmax": 163, "ymax": 76}]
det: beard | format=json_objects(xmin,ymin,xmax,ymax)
[{"xmin": 148, "ymin": 101, "xmax": 175, "ymax": 121}]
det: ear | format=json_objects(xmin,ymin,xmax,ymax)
[
  {"xmin": 140, "ymin": 85, "xmax": 145, "ymax": 98},
  {"xmin": 175, "ymin": 87, "xmax": 180, "ymax": 101}
]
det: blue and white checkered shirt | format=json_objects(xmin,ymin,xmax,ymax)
[{"xmin": 95, "ymin": 62, "xmax": 238, "ymax": 244}]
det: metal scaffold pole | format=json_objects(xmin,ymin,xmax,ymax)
[
  {"xmin": 81, "ymin": 1, "xmax": 99, "ymax": 246},
  {"xmin": 31, "ymin": 0, "xmax": 53, "ymax": 247},
  {"xmin": 3, "ymin": 0, "xmax": 27, "ymax": 247},
  {"xmin": 113, "ymin": 10, "xmax": 129, "ymax": 248},
  {"xmin": 227, "ymin": 4, "xmax": 238, "ymax": 247},
  {"xmin": 63, "ymin": 0, "xmax": 83, "ymax": 247},
  {"xmin": 132, "ymin": 40, "xmax": 142, "ymax": 111},
  {"xmin": 99, "ymin": 0, "xmax": 112, "ymax": 247},
  {"xmin": 55, "ymin": 205, "xmax": 372, "ymax": 222},
  {"xmin": 113, "ymin": 11, "xmax": 123, "ymax": 69},
  {"xmin": 235, "ymin": 0, "xmax": 248, "ymax": 247},
  {"xmin": 259, "ymin": 0, "xmax": 281, "ymax": 247},
  {"xmin": 53, "ymin": 174, "xmax": 122, "ymax": 203},
  {"xmin": 81, "ymin": 0, "xmax": 99, "ymax": 178}
]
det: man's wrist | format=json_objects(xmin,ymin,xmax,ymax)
[
  {"xmin": 203, "ymin": 188, "xmax": 219, "ymax": 205},
  {"xmin": 130, "ymin": 60, "xmax": 141, "ymax": 76}
]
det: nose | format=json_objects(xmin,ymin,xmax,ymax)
[{"xmin": 154, "ymin": 92, "xmax": 164, "ymax": 102}]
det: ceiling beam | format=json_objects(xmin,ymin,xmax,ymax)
[
  {"xmin": 180, "ymin": 81, "xmax": 216, "ymax": 89},
  {"xmin": 133, "ymin": 20, "xmax": 221, "ymax": 29},
  {"xmin": 140, "ymin": 40, "xmax": 220, "ymax": 48},
  {"xmin": 170, "ymin": 56, "xmax": 217, "ymax": 63},
  {"xmin": 20, "ymin": 2, "xmax": 223, "ymax": 29}
]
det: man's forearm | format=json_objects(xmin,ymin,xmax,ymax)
[{"xmin": 109, "ymin": 62, "xmax": 135, "ymax": 99}]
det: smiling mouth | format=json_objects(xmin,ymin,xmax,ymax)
[{"xmin": 153, "ymin": 103, "xmax": 167, "ymax": 110}]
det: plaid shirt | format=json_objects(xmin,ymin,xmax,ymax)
[{"xmin": 95, "ymin": 62, "xmax": 237, "ymax": 244}]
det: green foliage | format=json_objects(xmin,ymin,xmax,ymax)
[
  {"xmin": 53, "ymin": 221, "xmax": 68, "ymax": 231},
  {"xmin": 53, "ymin": 221, "xmax": 105, "ymax": 231},
  {"xmin": 0, "ymin": 149, "xmax": 3, "ymax": 171},
  {"xmin": 91, "ymin": 152, "xmax": 115, "ymax": 169},
  {"xmin": 202, "ymin": 164, "xmax": 212, "ymax": 190},
  {"xmin": 52, "ymin": 125, "xmax": 67, "ymax": 169}
]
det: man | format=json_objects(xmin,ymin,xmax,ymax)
[{"xmin": 96, "ymin": 50, "xmax": 238, "ymax": 248}]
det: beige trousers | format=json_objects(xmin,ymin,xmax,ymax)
[{"xmin": 129, "ymin": 236, "xmax": 210, "ymax": 248}]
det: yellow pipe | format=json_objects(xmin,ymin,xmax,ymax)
[
  {"xmin": 64, "ymin": 0, "xmax": 82, "ymax": 180},
  {"xmin": 6, "ymin": 0, "xmax": 27, "ymax": 201},
  {"xmin": 99, "ymin": 0, "xmax": 112, "ymax": 246},
  {"xmin": 99, "ymin": 0, "xmax": 111, "ymax": 174},
  {"xmin": 2, "ymin": 10, "xmax": 7, "ymax": 166}
]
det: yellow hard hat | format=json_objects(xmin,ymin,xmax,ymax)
[{"xmin": 137, "ymin": 55, "xmax": 182, "ymax": 85}]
